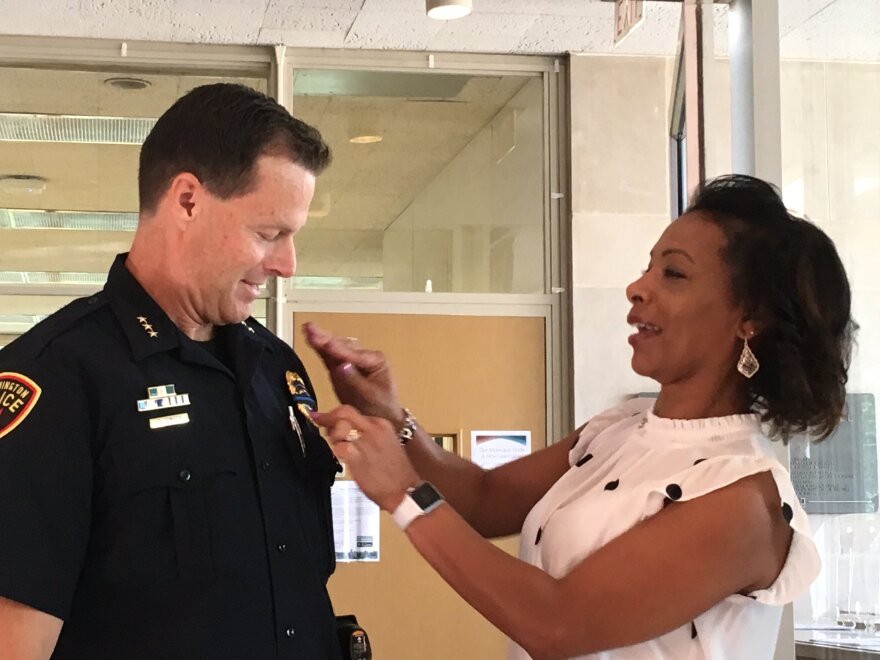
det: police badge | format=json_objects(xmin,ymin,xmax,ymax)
[{"xmin": 286, "ymin": 371, "xmax": 318, "ymax": 427}]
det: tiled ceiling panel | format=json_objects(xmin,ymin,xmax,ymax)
[{"xmin": 0, "ymin": 0, "xmax": 875, "ymax": 61}]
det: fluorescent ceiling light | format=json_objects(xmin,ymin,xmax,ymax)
[
  {"xmin": 289, "ymin": 276, "xmax": 382, "ymax": 290},
  {"xmin": 0, "ymin": 113, "xmax": 155, "ymax": 145},
  {"xmin": 292, "ymin": 69, "xmax": 471, "ymax": 98},
  {"xmin": 0, "ymin": 209, "xmax": 138, "ymax": 231},
  {"xmin": 0, "ymin": 271, "xmax": 108, "ymax": 285}
]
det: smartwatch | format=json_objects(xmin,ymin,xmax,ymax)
[{"xmin": 391, "ymin": 481, "xmax": 444, "ymax": 530}]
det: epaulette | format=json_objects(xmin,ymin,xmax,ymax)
[{"xmin": 0, "ymin": 292, "xmax": 109, "ymax": 360}]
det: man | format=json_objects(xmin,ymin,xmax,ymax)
[{"xmin": 0, "ymin": 84, "xmax": 342, "ymax": 659}]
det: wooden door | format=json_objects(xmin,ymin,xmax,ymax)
[{"xmin": 293, "ymin": 311, "xmax": 546, "ymax": 660}]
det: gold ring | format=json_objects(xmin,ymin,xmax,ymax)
[
  {"xmin": 345, "ymin": 336, "xmax": 359, "ymax": 344},
  {"xmin": 345, "ymin": 428, "xmax": 361, "ymax": 442}
]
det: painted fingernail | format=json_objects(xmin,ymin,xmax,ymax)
[
  {"xmin": 308, "ymin": 409, "xmax": 320, "ymax": 418},
  {"xmin": 340, "ymin": 362, "xmax": 354, "ymax": 373}
]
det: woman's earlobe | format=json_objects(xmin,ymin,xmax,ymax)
[{"xmin": 737, "ymin": 314, "xmax": 764, "ymax": 341}]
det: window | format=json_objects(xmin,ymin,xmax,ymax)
[
  {"xmin": 288, "ymin": 66, "xmax": 547, "ymax": 294},
  {"xmin": 0, "ymin": 57, "xmax": 271, "ymax": 344}
]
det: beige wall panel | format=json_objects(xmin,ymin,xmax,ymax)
[
  {"xmin": 568, "ymin": 55, "xmax": 671, "ymax": 421},
  {"xmin": 569, "ymin": 55, "xmax": 671, "ymax": 217}
]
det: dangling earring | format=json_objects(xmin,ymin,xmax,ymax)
[{"xmin": 737, "ymin": 334, "xmax": 760, "ymax": 378}]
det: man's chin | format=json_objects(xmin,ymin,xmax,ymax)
[{"xmin": 219, "ymin": 303, "xmax": 253, "ymax": 326}]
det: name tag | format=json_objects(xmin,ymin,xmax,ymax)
[{"xmin": 149, "ymin": 412, "xmax": 190, "ymax": 430}]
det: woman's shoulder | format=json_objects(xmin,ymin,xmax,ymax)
[
  {"xmin": 568, "ymin": 398, "xmax": 653, "ymax": 464},
  {"xmin": 583, "ymin": 398, "xmax": 654, "ymax": 433}
]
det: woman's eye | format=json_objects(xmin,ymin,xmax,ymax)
[
  {"xmin": 260, "ymin": 232, "xmax": 279, "ymax": 241},
  {"xmin": 664, "ymin": 268, "xmax": 686, "ymax": 279}
]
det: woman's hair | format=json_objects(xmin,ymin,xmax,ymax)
[{"xmin": 687, "ymin": 174, "xmax": 856, "ymax": 442}]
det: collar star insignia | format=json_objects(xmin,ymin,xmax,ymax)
[{"xmin": 137, "ymin": 316, "xmax": 158, "ymax": 338}]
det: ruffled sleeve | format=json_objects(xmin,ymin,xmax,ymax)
[{"xmin": 645, "ymin": 452, "xmax": 820, "ymax": 605}]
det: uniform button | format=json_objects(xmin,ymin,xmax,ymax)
[
  {"xmin": 261, "ymin": 460, "xmax": 271, "ymax": 471},
  {"xmin": 178, "ymin": 469, "xmax": 192, "ymax": 483},
  {"xmin": 285, "ymin": 627, "xmax": 295, "ymax": 637},
  {"xmin": 277, "ymin": 543, "xmax": 287, "ymax": 553}
]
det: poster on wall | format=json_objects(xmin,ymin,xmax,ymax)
[
  {"xmin": 790, "ymin": 392, "xmax": 878, "ymax": 515},
  {"xmin": 331, "ymin": 480, "xmax": 381, "ymax": 562},
  {"xmin": 471, "ymin": 430, "xmax": 531, "ymax": 470}
]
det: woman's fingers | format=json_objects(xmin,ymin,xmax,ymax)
[
  {"xmin": 302, "ymin": 323, "xmax": 361, "ymax": 368},
  {"xmin": 303, "ymin": 323, "xmax": 389, "ymax": 378},
  {"xmin": 312, "ymin": 406, "xmax": 394, "ymax": 443},
  {"xmin": 311, "ymin": 406, "xmax": 363, "ymax": 444},
  {"xmin": 311, "ymin": 406, "xmax": 418, "ymax": 511}
]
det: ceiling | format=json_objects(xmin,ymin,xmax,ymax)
[{"xmin": 0, "ymin": 0, "xmax": 876, "ymax": 61}]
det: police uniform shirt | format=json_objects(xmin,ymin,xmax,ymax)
[{"xmin": 0, "ymin": 254, "xmax": 342, "ymax": 659}]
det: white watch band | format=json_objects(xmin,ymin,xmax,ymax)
[{"xmin": 391, "ymin": 493, "xmax": 424, "ymax": 531}]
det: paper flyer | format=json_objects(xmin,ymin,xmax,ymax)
[
  {"xmin": 331, "ymin": 480, "xmax": 380, "ymax": 562},
  {"xmin": 471, "ymin": 430, "xmax": 531, "ymax": 470}
]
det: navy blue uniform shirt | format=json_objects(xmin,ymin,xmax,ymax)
[{"xmin": 0, "ymin": 254, "xmax": 342, "ymax": 659}]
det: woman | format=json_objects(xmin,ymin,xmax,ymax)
[{"xmin": 306, "ymin": 175, "xmax": 855, "ymax": 660}]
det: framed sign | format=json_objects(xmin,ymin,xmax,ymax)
[{"xmin": 791, "ymin": 393, "xmax": 878, "ymax": 515}]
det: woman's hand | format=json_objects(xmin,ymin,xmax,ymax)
[
  {"xmin": 302, "ymin": 323, "xmax": 405, "ymax": 428},
  {"xmin": 311, "ymin": 405, "xmax": 420, "ymax": 512}
]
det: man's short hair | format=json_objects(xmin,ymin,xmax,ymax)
[{"xmin": 138, "ymin": 83, "xmax": 331, "ymax": 213}]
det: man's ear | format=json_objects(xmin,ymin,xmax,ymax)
[{"xmin": 164, "ymin": 172, "xmax": 203, "ymax": 223}]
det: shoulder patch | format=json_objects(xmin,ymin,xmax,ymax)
[{"xmin": 0, "ymin": 372, "xmax": 42, "ymax": 439}]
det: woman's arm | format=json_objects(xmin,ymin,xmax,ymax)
[
  {"xmin": 402, "ymin": 471, "xmax": 792, "ymax": 659},
  {"xmin": 397, "ymin": 422, "xmax": 581, "ymax": 538},
  {"xmin": 303, "ymin": 322, "xmax": 578, "ymax": 537},
  {"xmin": 313, "ymin": 407, "xmax": 793, "ymax": 660}
]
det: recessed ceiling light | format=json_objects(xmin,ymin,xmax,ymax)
[
  {"xmin": 104, "ymin": 77, "xmax": 152, "ymax": 91},
  {"xmin": 426, "ymin": 0, "xmax": 472, "ymax": 20},
  {"xmin": 0, "ymin": 175, "xmax": 47, "ymax": 195},
  {"xmin": 349, "ymin": 135, "xmax": 383, "ymax": 144}
]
